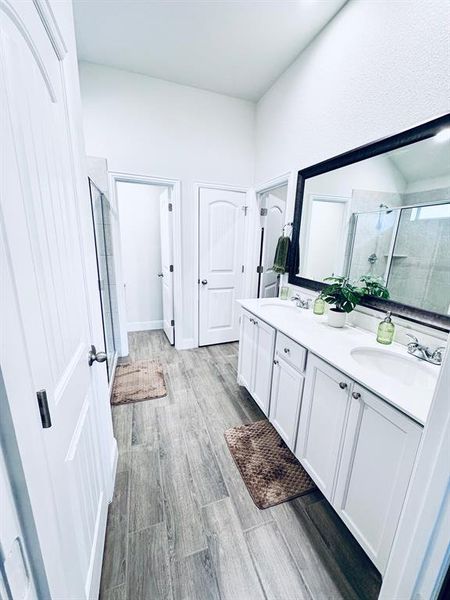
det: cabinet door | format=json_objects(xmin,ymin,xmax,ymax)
[
  {"xmin": 269, "ymin": 355, "xmax": 304, "ymax": 450},
  {"xmin": 333, "ymin": 384, "xmax": 422, "ymax": 573},
  {"xmin": 237, "ymin": 310, "xmax": 256, "ymax": 392},
  {"xmin": 296, "ymin": 354, "xmax": 352, "ymax": 502},
  {"xmin": 251, "ymin": 318, "xmax": 276, "ymax": 415}
]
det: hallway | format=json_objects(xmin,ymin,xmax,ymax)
[{"xmin": 100, "ymin": 331, "xmax": 380, "ymax": 600}]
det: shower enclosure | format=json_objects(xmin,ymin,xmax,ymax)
[
  {"xmin": 346, "ymin": 200, "xmax": 450, "ymax": 315},
  {"xmin": 89, "ymin": 179, "xmax": 118, "ymax": 380}
]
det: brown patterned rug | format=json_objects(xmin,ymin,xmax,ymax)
[
  {"xmin": 224, "ymin": 420, "xmax": 316, "ymax": 509},
  {"xmin": 111, "ymin": 360, "xmax": 167, "ymax": 406}
]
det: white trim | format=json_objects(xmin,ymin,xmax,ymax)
[
  {"xmin": 108, "ymin": 171, "xmax": 183, "ymax": 352},
  {"xmin": 194, "ymin": 181, "xmax": 250, "ymax": 348},
  {"xmin": 127, "ymin": 320, "xmax": 163, "ymax": 332},
  {"xmin": 380, "ymin": 344, "xmax": 450, "ymax": 599},
  {"xmin": 253, "ymin": 174, "xmax": 292, "ymax": 298}
]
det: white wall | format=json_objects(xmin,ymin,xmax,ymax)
[
  {"xmin": 255, "ymin": 0, "xmax": 450, "ymax": 214},
  {"xmin": 79, "ymin": 62, "xmax": 255, "ymax": 347},
  {"xmin": 117, "ymin": 182, "xmax": 164, "ymax": 332}
]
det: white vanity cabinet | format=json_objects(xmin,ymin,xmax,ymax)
[
  {"xmin": 295, "ymin": 354, "xmax": 353, "ymax": 501},
  {"xmin": 237, "ymin": 309, "xmax": 275, "ymax": 415},
  {"xmin": 333, "ymin": 383, "xmax": 422, "ymax": 573},
  {"xmin": 269, "ymin": 333, "xmax": 307, "ymax": 450}
]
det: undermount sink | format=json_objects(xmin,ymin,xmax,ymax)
[
  {"xmin": 259, "ymin": 300, "xmax": 307, "ymax": 314},
  {"xmin": 350, "ymin": 346, "xmax": 438, "ymax": 390}
]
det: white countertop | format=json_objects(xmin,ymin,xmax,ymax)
[{"xmin": 238, "ymin": 298, "xmax": 441, "ymax": 425}]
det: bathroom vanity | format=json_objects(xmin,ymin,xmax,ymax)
[{"xmin": 237, "ymin": 298, "xmax": 440, "ymax": 574}]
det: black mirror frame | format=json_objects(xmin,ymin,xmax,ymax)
[{"xmin": 288, "ymin": 113, "xmax": 450, "ymax": 332}]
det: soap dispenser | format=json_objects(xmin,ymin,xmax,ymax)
[{"xmin": 377, "ymin": 311, "xmax": 395, "ymax": 345}]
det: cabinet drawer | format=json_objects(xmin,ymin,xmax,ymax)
[{"xmin": 275, "ymin": 332, "xmax": 307, "ymax": 372}]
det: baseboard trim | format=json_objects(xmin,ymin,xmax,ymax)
[{"xmin": 127, "ymin": 320, "xmax": 163, "ymax": 332}]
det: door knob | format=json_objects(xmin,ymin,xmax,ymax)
[
  {"xmin": 201, "ymin": 279, "xmax": 208, "ymax": 285},
  {"xmin": 88, "ymin": 345, "xmax": 107, "ymax": 367},
  {"xmin": 157, "ymin": 272, "xmax": 164, "ymax": 278}
]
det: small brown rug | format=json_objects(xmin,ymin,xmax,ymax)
[
  {"xmin": 111, "ymin": 360, "xmax": 167, "ymax": 406},
  {"xmin": 224, "ymin": 420, "xmax": 316, "ymax": 509}
]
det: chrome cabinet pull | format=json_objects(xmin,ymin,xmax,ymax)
[
  {"xmin": 352, "ymin": 391, "xmax": 361, "ymax": 399},
  {"xmin": 201, "ymin": 279, "xmax": 208, "ymax": 285},
  {"xmin": 273, "ymin": 359, "xmax": 279, "ymax": 365},
  {"xmin": 284, "ymin": 347, "xmax": 290, "ymax": 354},
  {"xmin": 339, "ymin": 382, "xmax": 347, "ymax": 389}
]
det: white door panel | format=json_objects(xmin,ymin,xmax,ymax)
[
  {"xmin": 160, "ymin": 188, "xmax": 175, "ymax": 344},
  {"xmin": 199, "ymin": 188, "xmax": 246, "ymax": 345},
  {"xmin": 0, "ymin": 4, "xmax": 112, "ymax": 598}
]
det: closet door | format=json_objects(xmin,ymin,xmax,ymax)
[
  {"xmin": 199, "ymin": 187, "xmax": 246, "ymax": 345},
  {"xmin": 0, "ymin": 4, "xmax": 113, "ymax": 598}
]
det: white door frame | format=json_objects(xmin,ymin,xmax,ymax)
[
  {"xmin": 253, "ymin": 173, "xmax": 294, "ymax": 296},
  {"xmin": 109, "ymin": 171, "xmax": 182, "ymax": 353},
  {"xmin": 194, "ymin": 181, "xmax": 250, "ymax": 348}
]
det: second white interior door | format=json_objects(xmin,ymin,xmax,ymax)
[
  {"xmin": 259, "ymin": 185, "xmax": 287, "ymax": 298},
  {"xmin": 199, "ymin": 187, "xmax": 247, "ymax": 345}
]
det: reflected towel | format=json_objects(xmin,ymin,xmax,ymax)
[{"xmin": 273, "ymin": 235, "xmax": 290, "ymax": 274}]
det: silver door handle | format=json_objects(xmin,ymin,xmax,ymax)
[
  {"xmin": 157, "ymin": 272, "xmax": 164, "ymax": 278},
  {"xmin": 201, "ymin": 279, "xmax": 208, "ymax": 285},
  {"xmin": 88, "ymin": 345, "xmax": 107, "ymax": 367}
]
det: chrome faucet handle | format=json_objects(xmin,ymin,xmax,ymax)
[
  {"xmin": 291, "ymin": 294, "xmax": 301, "ymax": 301},
  {"xmin": 431, "ymin": 346, "xmax": 446, "ymax": 364},
  {"xmin": 406, "ymin": 333, "xmax": 419, "ymax": 344},
  {"xmin": 304, "ymin": 298, "xmax": 312, "ymax": 309}
]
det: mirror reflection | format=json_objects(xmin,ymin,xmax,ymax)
[{"xmin": 298, "ymin": 133, "xmax": 450, "ymax": 315}]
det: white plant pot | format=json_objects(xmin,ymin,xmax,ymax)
[{"xmin": 327, "ymin": 309, "xmax": 347, "ymax": 328}]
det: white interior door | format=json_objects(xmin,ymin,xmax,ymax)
[
  {"xmin": 160, "ymin": 187, "xmax": 175, "ymax": 344},
  {"xmin": 0, "ymin": 4, "xmax": 113, "ymax": 598},
  {"xmin": 199, "ymin": 187, "xmax": 246, "ymax": 345},
  {"xmin": 259, "ymin": 186, "xmax": 287, "ymax": 298}
]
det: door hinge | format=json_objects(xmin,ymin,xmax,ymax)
[
  {"xmin": 169, "ymin": 264, "xmax": 174, "ymax": 272},
  {"xmin": 168, "ymin": 203, "xmax": 173, "ymax": 212},
  {"xmin": 256, "ymin": 265, "xmax": 264, "ymax": 274},
  {"xmin": 170, "ymin": 319, "xmax": 175, "ymax": 327},
  {"xmin": 36, "ymin": 389, "xmax": 52, "ymax": 429},
  {"xmin": 242, "ymin": 205, "xmax": 248, "ymax": 216},
  {"xmin": 260, "ymin": 208, "xmax": 268, "ymax": 216}
]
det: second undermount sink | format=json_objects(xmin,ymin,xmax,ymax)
[{"xmin": 350, "ymin": 346, "xmax": 439, "ymax": 390}]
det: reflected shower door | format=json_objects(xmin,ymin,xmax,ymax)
[
  {"xmin": 89, "ymin": 179, "xmax": 117, "ymax": 379},
  {"xmin": 386, "ymin": 203, "xmax": 450, "ymax": 314},
  {"xmin": 347, "ymin": 209, "xmax": 398, "ymax": 283}
]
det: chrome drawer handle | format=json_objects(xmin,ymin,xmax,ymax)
[
  {"xmin": 339, "ymin": 382, "xmax": 347, "ymax": 390},
  {"xmin": 273, "ymin": 359, "xmax": 279, "ymax": 365},
  {"xmin": 352, "ymin": 391, "xmax": 361, "ymax": 399},
  {"xmin": 283, "ymin": 347, "xmax": 290, "ymax": 354}
]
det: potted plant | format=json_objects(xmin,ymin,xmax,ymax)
[
  {"xmin": 320, "ymin": 276, "xmax": 364, "ymax": 328},
  {"xmin": 358, "ymin": 275, "xmax": 390, "ymax": 299}
]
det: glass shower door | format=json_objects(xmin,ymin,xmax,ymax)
[{"xmin": 89, "ymin": 179, "xmax": 117, "ymax": 380}]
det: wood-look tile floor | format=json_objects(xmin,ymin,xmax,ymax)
[{"xmin": 100, "ymin": 331, "xmax": 381, "ymax": 600}]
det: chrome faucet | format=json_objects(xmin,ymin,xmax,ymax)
[
  {"xmin": 291, "ymin": 294, "xmax": 312, "ymax": 310},
  {"xmin": 406, "ymin": 333, "xmax": 445, "ymax": 365}
]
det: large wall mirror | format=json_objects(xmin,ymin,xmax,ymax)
[{"xmin": 289, "ymin": 114, "xmax": 450, "ymax": 331}]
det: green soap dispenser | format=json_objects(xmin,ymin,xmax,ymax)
[{"xmin": 377, "ymin": 311, "xmax": 395, "ymax": 345}]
